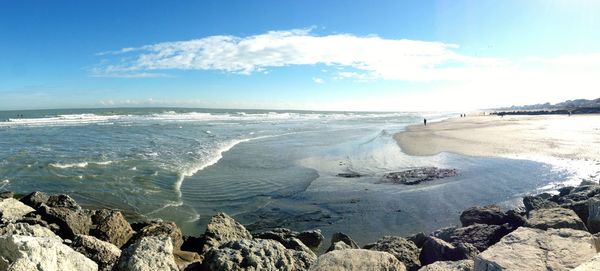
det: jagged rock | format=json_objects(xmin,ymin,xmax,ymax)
[
  {"xmin": 562, "ymin": 199, "xmax": 591, "ymax": 224},
  {"xmin": 0, "ymin": 222, "xmax": 56, "ymax": 237},
  {"xmin": 0, "ymin": 198, "xmax": 35, "ymax": 222},
  {"xmin": 523, "ymin": 195, "xmax": 559, "ymax": 213},
  {"xmin": 201, "ymin": 238, "xmax": 316, "ymax": 271},
  {"xmin": 503, "ymin": 210, "xmax": 527, "ymax": 228},
  {"xmin": 419, "ymin": 237, "xmax": 478, "ymax": 266},
  {"xmin": 525, "ymin": 207, "xmax": 587, "ymax": 231},
  {"xmin": 310, "ymin": 249, "xmax": 406, "ymax": 271},
  {"xmin": 383, "ymin": 167, "xmax": 457, "ymax": 185},
  {"xmin": 364, "ymin": 236, "xmax": 421, "ymax": 271},
  {"xmin": 474, "ymin": 227, "xmax": 600, "ymax": 271},
  {"xmin": 460, "ymin": 205, "xmax": 507, "ymax": 227},
  {"xmin": 432, "ymin": 224, "xmax": 512, "ymax": 252},
  {"xmin": 90, "ymin": 209, "xmax": 134, "ymax": 248},
  {"xmin": 128, "ymin": 221, "xmax": 183, "ymax": 250},
  {"xmin": 253, "ymin": 228, "xmax": 324, "ymax": 251},
  {"xmin": 588, "ymin": 197, "xmax": 600, "ymax": 234},
  {"xmin": 19, "ymin": 191, "xmax": 49, "ymax": 209},
  {"xmin": 0, "ymin": 191, "xmax": 14, "ymax": 199},
  {"xmin": 573, "ymin": 253, "xmax": 600, "ymax": 271},
  {"xmin": 173, "ymin": 250, "xmax": 202, "ymax": 271},
  {"xmin": 181, "ymin": 235, "xmax": 204, "ymax": 254},
  {"xmin": 558, "ymin": 186, "xmax": 574, "ymax": 197},
  {"xmin": 116, "ymin": 236, "xmax": 178, "ymax": 271},
  {"xmin": 72, "ymin": 234, "xmax": 121, "ymax": 271},
  {"xmin": 0, "ymin": 235, "xmax": 97, "ymax": 270},
  {"xmin": 297, "ymin": 230, "xmax": 324, "ymax": 250},
  {"xmin": 38, "ymin": 203, "xmax": 92, "ymax": 239},
  {"xmin": 326, "ymin": 232, "xmax": 359, "ymax": 252},
  {"xmin": 329, "ymin": 241, "xmax": 353, "ymax": 251},
  {"xmin": 46, "ymin": 194, "xmax": 81, "ymax": 209},
  {"xmin": 407, "ymin": 232, "xmax": 427, "ymax": 248},
  {"xmin": 418, "ymin": 260, "xmax": 474, "ymax": 271},
  {"xmin": 201, "ymin": 213, "xmax": 252, "ymax": 253}
]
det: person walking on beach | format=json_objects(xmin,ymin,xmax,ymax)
[{"xmin": 424, "ymin": 118, "xmax": 427, "ymax": 126}]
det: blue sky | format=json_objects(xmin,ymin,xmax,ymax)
[{"xmin": 1, "ymin": 0, "xmax": 600, "ymax": 111}]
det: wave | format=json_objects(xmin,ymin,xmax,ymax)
[
  {"xmin": 48, "ymin": 160, "xmax": 114, "ymax": 169},
  {"xmin": 0, "ymin": 179, "xmax": 9, "ymax": 190}
]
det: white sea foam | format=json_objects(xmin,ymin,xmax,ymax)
[
  {"xmin": 0, "ymin": 179, "xmax": 9, "ymax": 190},
  {"xmin": 94, "ymin": 161, "xmax": 113, "ymax": 165},
  {"xmin": 49, "ymin": 162, "xmax": 89, "ymax": 168}
]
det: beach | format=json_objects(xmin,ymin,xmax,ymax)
[{"xmin": 395, "ymin": 114, "xmax": 600, "ymax": 164}]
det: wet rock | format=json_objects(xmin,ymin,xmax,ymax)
[
  {"xmin": 116, "ymin": 236, "xmax": 178, "ymax": 271},
  {"xmin": 72, "ymin": 234, "xmax": 121, "ymax": 271},
  {"xmin": 460, "ymin": 205, "xmax": 507, "ymax": 227},
  {"xmin": 474, "ymin": 227, "xmax": 600, "ymax": 271},
  {"xmin": 419, "ymin": 237, "xmax": 478, "ymax": 266},
  {"xmin": 0, "ymin": 191, "xmax": 14, "ymax": 199},
  {"xmin": 90, "ymin": 209, "xmax": 134, "ymax": 248},
  {"xmin": 588, "ymin": 197, "xmax": 600, "ymax": 234},
  {"xmin": 201, "ymin": 213, "xmax": 252, "ymax": 253},
  {"xmin": 337, "ymin": 173, "xmax": 363, "ymax": 178},
  {"xmin": 0, "ymin": 235, "xmax": 97, "ymax": 270},
  {"xmin": 432, "ymin": 223, "xmax": 512, "ymax": 252},
  {"xmin": 38, "ymin": 203, "xmax": 92, "ymax": 239},
  {"xmin": 19, "ymin": 191, "xmax": 49, "ymax": 209},
  {"xmin": 383, "ymin": 167, "xmax": 458, "ymax": 185},
  {"xmin": 311, "ymin": 249, "xmax": 406, "ymax": 271},
  {"xmin": 418, "ymin": 260, "xmax": 474, "ymax": 271},
  {"xmin": 407, "ymin": 232, "xmax": 427, "ymax": 248},
  {"xmin": 525, "ymin": 207, "xmax": 587, "ymax": 231},
  {"xmin": 326, "ymin": 232, "xmax": 359, "ymax": 252},
  {"xmin": 364, "ymin": 236, "xmax": 421, "ymax": 271},
  {"xmin": 0, "ymin": 198, "xmax": 35, "ymax": 222},
  {"xmin": 297, "ymin": 230, "xmax": 324, "ymax": 250},
  {"xmin": 0, "ymin": 222, "xmax": 57, "ymax": 237},
  {"xmin": 523, "ymin": 195, "xmax": 559, "ymax": 213},
  {"xmin": 201, "ymin": 238, "xmax": 316, "ymax": 271}
]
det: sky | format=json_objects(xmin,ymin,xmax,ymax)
[{"xmin": 1, "ymin": 0, "xmax": 600, "ymax": 111}]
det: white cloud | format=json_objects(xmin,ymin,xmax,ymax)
[{"xmin": 313, "ymin": 77, "xmax": 324, "ymax": 84}]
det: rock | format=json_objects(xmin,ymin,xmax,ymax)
[
  {"xmin": 474, "ymin": 227, "xmax": 600, "ymax": 271},
  {"xmin": 329, "ymin": 241, "xmax": 353, "ymax": 251},
  {"xmin": 297, "ymin": 230, "xmax": 325, "ymax": 250},
  {"xmin": 0, "ymin": 191, "xmax": 14, "ymax": 199},
  {"xmin": 0, "ymin": 222, "xmax": 57, "ymax": 237},
  {"xmin": 201, "ymin": 213, "xmax": 252, "ymax": 253},
  {"xmin": 19, "ymin": 191, "xmax": 49, "ymax": 209},
  {"xmin": 562, "ymin": 199, "xmax": 590, "ymax": 224},
  {"xmin": 38, "ymin": 203, "xmax": 92, "ymax": 239},
  {"xmin": 407, "ymin": 232, "xmax": 427, "ymax": 248},
  {"xmin": 525, "ymin": 207, "xmax": 587, "ymax": 231},
  {"xmin": 46, "ymin": 194, "xmax": 81, "ymax": 209},
  {"xmin": 253, "ymin": 228, "xmax": 324, "ymax": 251},
  {"xmin": 364, "ymin": 236, "xmax": 421, "ymax": 271},
  {"xmin": 523, "ymin": 195, "xmax": 559, "ymax": 213},
  {"xmin": 326, "ymin": 232, "xmax": 360, "ymax": 252},
  {"xmin": 432, "ymin": 224, "xmax": 512, "ymax": 252},
  {"xmin": 0, "ymin": 198, "xmax": 35, "ymax": 221},
  {"xmin": 383, "ymin": 167, "xmax": 458, "ymax": 185},
  {"xmin": 503, "ymin": 209, "xmax": 527, "ymax": 228},
  {"xmin": 460, "ymin": 205, "xmax": 507, "ymax": 227},
  {"xmin": 558, "ymin": 186, "xmax": 574, "ymax": 197},
  {"xmin": 129, "ymin": 221, "xmax": 183, "ymax": 250},
  {"xmin": 173, "ymin": 250, "xmax": 202, "ymax": 271},
  {"xmin": 588, "ymin": 197, "xmax": 600, "ymax": 234},
  {"xmin": 573, "ymin": 253, "xmax": 600, "ymax": 271},
  {"xmin": 418, "ymin": 260, "xmax": 474, "ymax": 271},
  {"xmin": 90, "ymin": 209, "xmax": 134, "ymax": 248},
  {"xmin": 337, "ymin": 173, "xmax": 363, "ymax": 178},
  {"xmin": 419, "ymin": 237, "xmax": 478, "ymax": 266},
  {"xmin": 116, "ymin": 236, "xmax": 178, "ymax": 271},
  {"xmin": 0, "ymin": 235, "xmax": 97, "ymax": 270},
  {"xmin": 181, "ymin": 235, "xmax": 204, "ymax": 254},
  {"xmin": 201, "ymin": 238, "xmax": 316, "ymax": 271},
  {"xmin": 310, "ymin": 249, "xmax": 406, "ymax": 271},
  {"xmin": 72, "ymin": 234, "xmax": 121, "ymax": 271}
]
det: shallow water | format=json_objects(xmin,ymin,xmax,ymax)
[{"xmin": 0, "ymin": 108, "xmax": 579, "ymax": 245}]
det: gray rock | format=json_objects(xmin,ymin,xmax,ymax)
[
  {"xmin": 0, "ymin": 222, "xmax": 56, "ymax": 237},
  {"xmin": 202, "ymin": 238, "xmax": 316, "ymax": 271},
  {"xmin": 173, "ymin": 249, "xmax": 202, "ymax": 271},
  {"xmin": 432, "ymin": 224, "xmax": 512, "ymax": 252},
  {"xmin": 573, "ymin": 253, "xmax": 600, "ymax": 271},
  {"xmin": 0, "ymin": 198, "xmax": 35, "ymax": 222},
  {"xmin": 46, "ymin": 194, "xmax": 81, "ymax": 209},
  {"xmin": 329, "ymin": 241, "xmax": 353, "ymax": 251},
  {"xmin": 72, "ymin": 234, "xmax": 121, "ymax": 271},
  {"xmin": 0, "ymin": 191, "xmax": 14, "ymax": 199},
  {"xmin": 38, "ymin": 203, "xmax": 92, "ymax": 239},
  {"xmin": 523, "ymin": 195, "xmax": 559, "ymax": 213},
  {"xmin": 297, "ymin": 230, "xmax": 324, "ymax": 250},
  {"xmin": 90, "ymin": 209, "xmax": 134, "ymax": 248},
  {"xmin": 310, "ymin": 249, "xmax": 407, "ymax": 271},
  {"xmin": 588, "ymin": 197, "xmax": 600, "ymax": 234},
  {"xmin": 525, "ymin": 207, "xmax": 587, "ymax": 231},
  {"xmin": 19, "ymin": 191, "xmax": 50, "ymax": 209},
  {"xmin": 382, "ymin": 167, "xmax": 457, "ymax": 185},
  {"xmin": 326, "ymin": 232, "xmax": 359, "ymax": 252},
  {"xmin": 460, "ymin": 205, "xmax": 507, "ymax": 227},
  {"xmin": 474, "ymin": 227, "xmax": 600, "ymax": 271},
  {"xmin": 254, "ymin": 228, "xmax": 324, "ymax": 251},
  {"xmin": 418, "ymin": 260, "xmax": 474, "ymax": 271},
  {"xmin": 201, "ymin": 213, "xmax": 252, "ymax": 253},
  {"xmin": 116, "ymin": 236, "xmax": 178, "ymax": 271},
  {"xmin": 364, "ymin": 236, "xmax": 421, "ymax": 271},
  {"xmin": 0, "ymin": 235, "xmax": 97, "ymax": 271},
  {"xmin": 407, "ymin": 232, "xmax": 427, "ymax": 248},
  {"xmin": 419, "ymin": 237, "xmax": 478, "ymax": 266}
]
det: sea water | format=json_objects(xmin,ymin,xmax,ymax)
[{"xmin": 0, "ymin": 108, "xmax": 585, "ymax": 244}]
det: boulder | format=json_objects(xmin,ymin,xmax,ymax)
[
  {"xmin": 253, "ymin": 228, "xmax": 324, "ymax": 252},
  {"xmin": 19, "ymin": 191, "xmax": 50, "ymax": 209},
  {"xmin": 474, "ymin": 227, "xmax": 600, "ymax": 271},
  {"xmin": 38, "ymin": 203, "xmax": 92, "ymax": 239},
  {"xmin": 407, "ymin": 232, "xmax": 427, "ymax": 248},
  {"xmin": 46, "ymin": 194, "xmax": 81, "ymax": 209},
  {"xmin": 297, "ymin": 230, "xmax": 325, "ymax": 250},
  {"xmin": 418, "ymin": 260, "xmax": 474, "ymax": 271},
  {"xmin": 310, "ymin": 249, "xmax": 406, "ymax": 271},
  {"xmin": 460, "ymin": 205, "xmax": 507, "ymax": 226},
  {"xmin": 0, "ymin": 222, "xmax": 56, "ymax": 237},
  {"xmin": 0, "ymin": 198, "xmax": 35, "ymax": 221},
  {"xmin": 173, "ymin": 250, "xmax": 202, "ymax": 271},
  {"xmin": 116, "ymin": 236, "xmax": 178, "ymax": 271},
  {"xmin": 326, "ymin": 232, "xmax": 359, "ymax": 252},
  {"xmin": 419, "ymin": 237, "xmax": 478, "ymax": 266},
  {"xmin": 181, "ymin": 235, "xmax": 204, "ymax": 254},
  {"xmin": 129, "ymin": 221, "xmax": 183, "ymax": 250},
  {"xmin": 573, "ymin": 253, "xmax": 600, "ymax": 271},
  {"xmin": 523, "ymin": 195, "xmax": 559, "ymax": 213},
  {"xmin": 432, "ymin": 224, "xmax": 512, "ymax": 252},
  {"xmin": 0, "ymin": 235, "xmax": 97, "ymax": 271},
  {"xmin": 525, "ymin": 207, "xmax": 587, "ymax": 231},
  {"xmin": 201, "ymin": 213, "xmax": 252, "ymax": 253},
  {"xmin": 90, "ymin": 209, "xmax": 134, "ymax": 248},
  {"xmin": 201, "ymin": 238, "xmax": 316, "ymax": 271},
  {"xmin": 0, "ymin": 191, "xmax": 14, "ymax": 199},
  {"xmin": 562, "ymin": 199, "xmax": 590, "ymax": 224},
  {"xmin": 329, "ymin": 241, "xmax": 354, "ymax": 251},
  {"xmin": 72, "ymin": 234, "xmax": 121, "ymax": 271},
  {"xmin": 364, "ymin": 236, "xmax": 421, "ymax": 271},
  {"xmin": 588, "ymin": 197, "xmax": 600, "ymax": 234}
]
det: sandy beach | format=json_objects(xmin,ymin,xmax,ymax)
[{"xmin": 395, "ymin": 114, "xmax": 600, "ymax": 163}]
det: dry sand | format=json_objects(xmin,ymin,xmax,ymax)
[{"xmin": 395, "ymin": 114, "xmax": 600, "ymax": 162}]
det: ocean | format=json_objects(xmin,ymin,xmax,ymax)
[{"xmin": 0, "ymin": 108, "xmax": 579, "ymax": 244}]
